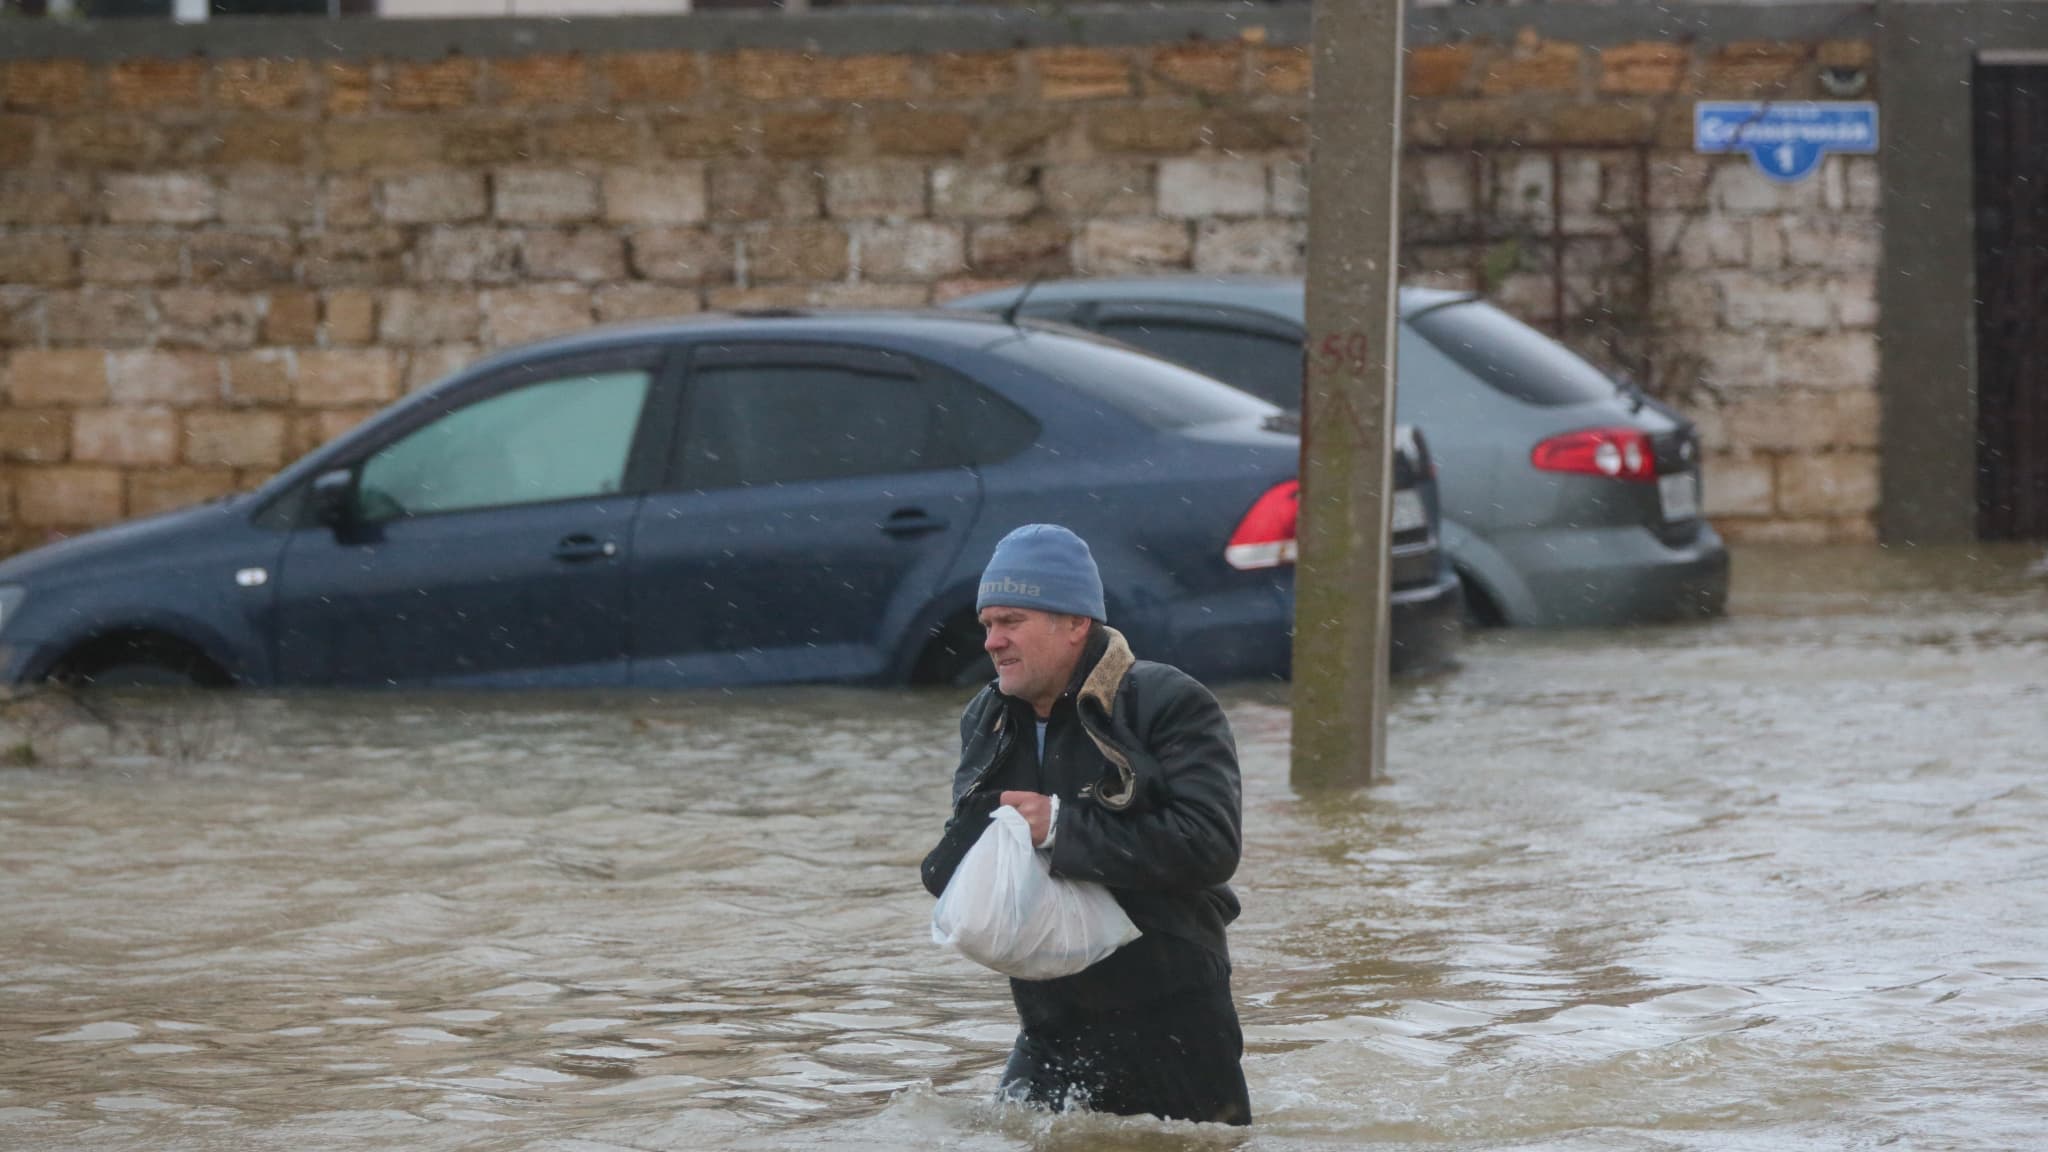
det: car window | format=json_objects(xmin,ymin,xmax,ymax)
[
  {"xmin": 1096, "ymin": 320, "xmax": 1302, "ymax": 409},
  {"xmin": 1406, "ymin": 301, "xmax": 1616, "ymax": 407},
  {"xmin": 989, "ymin": 330, "xmax": 1276, "ymax": 430},
  {"xmin": 675, "ymin": 362, "xmax": 938, "ymax": 488},
  {"xmin": 355, "ymin": 370, "xmax": 650, "ymax": 520},
  {"xmin": 930, "ymin": 372, "xmax": 1039, "ymax": 466}
]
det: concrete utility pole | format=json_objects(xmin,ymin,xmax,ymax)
[{"xmin": 1292, "ymin": 0, "xmax": 1405, "ymax": 789}]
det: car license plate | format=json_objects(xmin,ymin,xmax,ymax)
[
  {"xmin": 1391, "ymin": 489, "xmax": 1428, "ymax": 534},
  {"xmin": 1659, "ymin": 472, "xmax": 1699, "ymax": 522}
]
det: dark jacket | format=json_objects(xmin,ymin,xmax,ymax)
[{"xmin": 920, "ymin": 626, "xmax": 1243, "ymax": 1024}]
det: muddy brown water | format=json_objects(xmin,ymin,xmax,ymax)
[{"xmin": 2, "ymin": 545, "xmax": 2045, "ymax": 1151}]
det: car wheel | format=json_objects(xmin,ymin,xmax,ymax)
[{"xmin": 1458, "ymin": 574, "xmax": 1506, "ymax": 629}]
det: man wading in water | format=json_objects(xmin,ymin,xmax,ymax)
[{"xmin": 921, "ymin": 524, "xmax": 1251, "ymax": 1125}]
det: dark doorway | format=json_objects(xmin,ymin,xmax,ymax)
[{"xmin": 1974, "ymin": 62, "xmax": 2048, "ymax": 539}]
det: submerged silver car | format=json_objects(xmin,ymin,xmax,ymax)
[{"xmin": 950, "ymin": 276, "xmax": 1728, "ymax": 628}]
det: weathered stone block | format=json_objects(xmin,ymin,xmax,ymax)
[
  {"xmin": 296, "ymin": 349, "xmax": 401, "ymax": 408},
  {"xmin": 0, "ymin": 172, "xmax": 92, "ymax": 227},
  {"xmin": 225, "ymin": 350, "xmax": 295, "ymax": 407},
  {"xmin": 808, "ymin": 283, "xmax": 931, "ymax": 309},
  {"xmin": 532, "ymin": 118, "xmax": 644, "ymax": 166},
  {"xmin": 1776, "ymin": 330, "xmax": 1878, "ymax": 391},
  {"xmin": 855, "ymin": 221, "xmax": 965, "ymax": 280},
  {"xmin": 1645, "ymin": 154, "xmax": 1712, "ymax": 211},
  {"xmin": 387, "ymin": 58, "xmax": 478, "ymax": 112},
  {"xmin": 653, "ymin": 115, "xmax": 746, "ymax": 160},
  {"xmin": 1209, "ymin": 109, "xmax": 1307, "ymax": 154},
  {"xmin": 111, "ymin": 351, "xmax": 220, "ymax": 408},
  {"xmin": 1711, "ymin": 161, "xmax": 1824, "ymax": 214},
  {"xmin": 973, "ymin": 109, "xmax": 1077, "ymax": 161},
  {"xmin": 1649, "ymin": 214, "xmax": 1748, "ymax": 269},
  {"xmin": 745, "ymin": 223, "xmax": 850, "ymax": 283},
  {"xmin": 932, "ymin": 165, "xmax": 1040, "ymax": 220},
  {"xmin": 629, "ymin": 228, "xmax": 734, "ymax": 284},
  {"xmin": 605, "ymin": 52, "xmax": 700, "ymax": 105},
  {"xmin": 158, "ymin": 290, "xmax": 265, "ymax": 350},
  {"xmin": 1479, "ymin": 33, "xmax": 1584, "ymax": 96},
  {"xmin": 185, "ymin": 410, "xmax": 289, "ymax": 469},
  {"xmin": 967, "ymin": 220, "xmax": 1072, "ymax": 278},
  {"xmin": 1254, "ymin": 47, "xmax": 1310, "ymax": 96},
  {"xmin": 1408, "ymin": 44, "xmax": 1475, "ymax": 97},
  {"xmin": 1158, "ymin": 158, "xmax": 1268, "ymax": 219},
  {"xmin": 1599, "ymin": 42, "xmax": 1690, "ymax": 95},
  {"xmin": 481, "ymin": 285, "xmax": 593, "ymax": 347},
  {"xmin": 0, "ymin": 288, "xmax": 42, "ymax": 347},
  {"xmin": 494, "ymin": 170, "xmax": 600, "ymax": 224},
  {"xmin": 1720, "ymin": 274, "xmax": 1835, "ymax": 329},
  {"xmin": 215, "ymin": 59, "xmax": 310, "ymax": 112},
  {"xmin": 0, "ymin": 235, "xmax": 75, "ymax": 285},
  {"xmin": 1701, "ymin": 453, "xmax": 1773, "ymax": 517},
  {"xmin": 50, "ymin": 117, "xmax": 158, "ymax": 170},
  {"xmin": 825, "ymin": 163, "xmax": 928, "ymax": 221},
  {"xmin": 322, "ymin": 122, "xmax": 446, "ymax": 171},
  {"xmin": 1044, "ymin": 162, "xmax": 1154, "ymax": 218},
  {"xmin": 1147, "ymin": 44, "xmax": 1242, "ymax": 97},
  {"xmin": 1724, "ymin": 391, "xmax": 1877, "ymax": 453},
  {"xmin": 1088, "ymin": 107, "xmax": 1207, "ymax": 154},
  {"xmin": 487, "ymin": 55, "xmax": 590, "ymax": 107},
  {"xmin": 188, "ymin": 233, "xmax": 296, "ymax": 287},
  {"xmin": 377, "ymin": 289, "xmax": 481, "ymax": 346},
  {"xmin": 47, "ymin": 290, "xmax": 152, "ymax": 346},
  {"xmin": 128, "ymin": 468, "xmax": 239, "ymax": 519},
  {"xmin": 595, "ymin": 284, "xmax": 703, "ymax": 324},
  {"xmin": 444, "ymin": 120, "xmax": 530, "ymax": 167},
  {"xmin": 1702, "ymin": 41, "xmax": 1812, "ymax": 100},
  {"xmin": 1077, "ymin": 219, "xmax": 1192, "ymax": 273},
  {"xmin": 220, "ymin": 171, "xmax": 319, "ymax": 228},
  {"xmin": 322, "ymin": 176, "xmax": 378, "ymax": 229},
  {"xmin": 5, "ymin": 350, "xmax": 108, "ymax": 407},
  {"xmin": 108, "ymin": 59, "xmax": 206, "ymax": 111},
  {"xmin": 709, "ymin": 163, "xmax": 821, "ymax": 221},
  {"xmin": 760, "ymin": 113, "xmax": 846, "ymax": 159},
  {"xmin": 1035, "ymin": 48, "xmax": 1132, "ymax": 102},
  {"xmin": 264, "ymin": 292, "xmax": 320, "ymax": 346},
  {"xmin": 380, "ymin": 172, "xmax": 488, "ymax": 225},
  {"xmin": 74, "ymin": 408, "xmax": 178, "ymax": 466},
  {"xmin": 5, "ymin": 60, "xmax": 95, "ymax": 112},
  {"xmin": 1831, "ymin": 272, "xmax": 1878, "ymax": 329},
  {"xmin": 1193, "ymin": 219, "xmax": 1305, "ymax": 274},
  {"xmin": 216, "ymin": 117, "xmax": 307, "ymax": 167},
  {"xmin": 604, "ymin": 167, "xmax": 709, "ymax": 226},
  {"xmin": 869, "ymin": 109, "xmax": 974, "ymax": 158},
  {"xmin": 324, "ymin": 290, "xmax": 378, "ymax": 346},
  {"xmin": 18, "ymin": 467, "xmax": 123, "ymax": 527},
  {"xmin": 324, "ymin": 62, "xmax": 373, "ymax": 117},
  {"xmin": 404, "ymin": 346, "xmax": 478, "ymax": 393},
  {"xmin": 1777, "ymin": 451, "xmax": 1878, "ymax": 516},
  {"xmin": 520, "ymin": 230, "xmax": 628, "ymax": 283},
  {"xmin": 413, "ymin": 228, "xmax": 522, "ymax": 284},
  {"xmin": 1783, "ymin": 218, "xmax": 1881, "ymax": 269},
  {"xmin": 1491, "ymin": 153, "xmax": 1555, "ymax": 225},
  {"xmin": 932, "ymin": 53, "xmax": 1018, "ymax": 101},
  {"xmin": 0, "ymin": 410, "xmax": 71, "ymax": 463},
  {"xmin": 818, "ymin": 56, "xmax": 916, "ymax": 103},
  {"xmin": 104, "ymin": 173, "xmax": 216, "ymax": 226},
  {"xmin": 713, "ymin": 51, "xmax": 814, "ymax": 103}
]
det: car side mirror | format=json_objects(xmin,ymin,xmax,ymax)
[{"xmin": 308, "ymin": 468, "xmax": 356, "ymax": 532}]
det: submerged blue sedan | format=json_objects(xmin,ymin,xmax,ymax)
[{"xmin": 0, "ymin": 311, "xmax": 1458, "ymax": 690}]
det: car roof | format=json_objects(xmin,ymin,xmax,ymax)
[
  {"xmin": 452, "ymin": 308, "xmax": 1042, "ymax": 377},
  {"xmin": 945, "ymin": 275, "xmax": 1474, "ymax": 324}
]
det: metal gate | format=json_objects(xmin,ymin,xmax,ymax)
[{"xmin": 1974, "ymin": 63, "xmax": 2048, "ymax": 539}]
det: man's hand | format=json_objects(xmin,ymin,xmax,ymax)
[{"xmin": 999, "ymin": 790, "xmax": 1054, "ymax": 847}]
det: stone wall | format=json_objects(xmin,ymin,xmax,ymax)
[{"xmin": 0, "ymin": 14, "xmax": 1881, "ymax": 552}]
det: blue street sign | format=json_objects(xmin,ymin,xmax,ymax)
[{"xmin": 1694, "ymin": 101, "xmax": 1879, "ymax": 183}]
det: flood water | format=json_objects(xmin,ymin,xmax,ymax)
[{"xmin": 3, "ymin": 544, "xmax": 2045, "ymax": 1152}]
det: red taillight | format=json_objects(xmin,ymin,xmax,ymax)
[
  {"xmin": 1226, "ymin": 481, "xmax": 1299, "ymax": 570},
  {"xmin": 1531, "ymin": 427, "xmax": 1655, "ymax": 483}
]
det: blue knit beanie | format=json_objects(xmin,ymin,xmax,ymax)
[{"xmin": 976, "ymin": 524, "xmax": 1106, "ymax": 621}]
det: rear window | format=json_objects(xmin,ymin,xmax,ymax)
[
  {"xmin": 1407, "ymin": 301, "xmax": 1618, "ymax": 407},
  {"xmin": 989, "ymin": 329, "xmax": 1276, "ymax": 430}
]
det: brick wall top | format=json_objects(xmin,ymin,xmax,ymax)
[{"xmin": 0, "ymin": 1, "xmax": 1874, "ymax": 63}]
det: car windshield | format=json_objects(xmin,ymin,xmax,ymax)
[
  {"xmin": 988, "ymin": 329, "xmax": 1276, "ymax": 430},
  {"xmin": 1407, "ymin": 301, "xmax": 1618, "ymax": 407}
]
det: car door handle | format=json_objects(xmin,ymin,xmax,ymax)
[
  {"xmin": 553, "ymin": 535, "xmax": 618, "ymax": 563},
  {"xmin": 881, "ymin": 509, "xmax": 949, "ymax": 538}
]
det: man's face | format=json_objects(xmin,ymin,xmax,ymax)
[{"xmin": 979, "ymin": 605, "xmax": 1090, "ymax": 716}]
